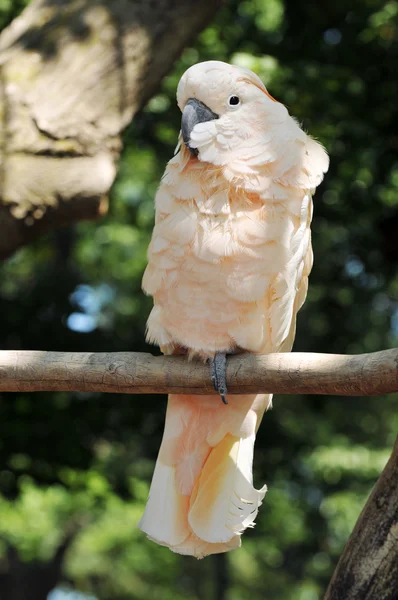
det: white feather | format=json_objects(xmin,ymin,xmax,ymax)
[
  {"xmin": 138, "ymin": 461, "xmax": 190, "ymax": 547},
  {"xmin": 170, "ymin": 532, "xmax": 241, "ymax": 558},
  {"xmin": 188, "ymin": 434, "xmax": 267, "ymax": 543}
]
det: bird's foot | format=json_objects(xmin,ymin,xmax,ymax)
[{"xmin": 210, "ymin": 352, "xmax": 228, "ymax": 404}]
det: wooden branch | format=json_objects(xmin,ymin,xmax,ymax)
[
  {"xmin": 0, "ymin": 0, "xmax": 222, "ymax": 260},
  {"xmin": 0, "ymin": 349, "xmax": 396, "ymax": 395},
  {"xmin": 324, "ymin": 431, "xmax": 398, "ymax": 600}
]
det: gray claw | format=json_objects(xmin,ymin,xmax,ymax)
[{"xmin": 210, "ymin": 352, "xmax": 228, "ymax": 404}]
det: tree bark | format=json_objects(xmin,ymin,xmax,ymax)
[
  {"xmin": 0, "ymin": 532, "xmax": 75, "ymax": 600},
  {"xmin": 324, "ymin": 432, "xmax": 398, "ymax": 600},
  {"xmin": 0, "ymin": 349, "xmax": 396, "ymax": 396},
  {"xmin": 0, "ymin": 0, "xmax": 222, "ymax": 260}
]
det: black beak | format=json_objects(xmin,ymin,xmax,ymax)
[{"xmin": 181, "ymin": 98, "xmax": 219, "ymax": 157}]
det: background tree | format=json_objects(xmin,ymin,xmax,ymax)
[
  {"xmin": 0, "ymin": 0, "xmax": 221, "ymax": 259},
  {"xmin": 0, "ymin": 0, "xmax": 397, "ymax": 599}
]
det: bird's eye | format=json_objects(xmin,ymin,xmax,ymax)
[{"xmin": 228, "ymin": 95, "xmax": 241, "ymax": 108}]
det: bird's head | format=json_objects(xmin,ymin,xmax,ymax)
[
  {"xmin": 176, "ymin": 61, "xmax": 329, "ymax": 189},
  {"xmin": 176, "ymin": 60, "xmax": 288, "ymax": 166}
]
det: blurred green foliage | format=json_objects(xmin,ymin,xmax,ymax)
[{"xmin": 1, "ymin": 0, "xmax": 398, "ymax": 599}]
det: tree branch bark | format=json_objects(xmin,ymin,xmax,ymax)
[
  {"xmin": 0, "ymin": 530, "xmax": 77, "ymax": 600},
  {"xmin": 324, "ymin": 431, "xmax": 398, "ymax": 600},
  {"xmin": 0, "ymin": 348, "xmax": 396, "ymax": 395},
  {"xmin": 0, "ymin": 0, "xmax": 222, "ymax": 260}
]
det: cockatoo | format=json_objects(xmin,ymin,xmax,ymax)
[{"xmin": 139, "ymin": 61, "xmax": 328, "ymax": 558}]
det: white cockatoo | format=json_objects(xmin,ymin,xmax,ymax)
[{"xmin": 139, "ymin": 61, "xmax": 328, "ymax": 558}]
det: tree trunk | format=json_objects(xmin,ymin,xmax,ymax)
[
  {"xmin": 0, "ymin": 534, "xmax": 74, "ymax": 600},
  {"xmin": 324, "ymin": 433, "xmax": 398, "ymax": 600},
  {"xmin": 0, "ymin": 0, "xmax": 222, "ymax": 260}
]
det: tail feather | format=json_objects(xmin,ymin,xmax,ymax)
[
  {"xmin": 170, "ymin": 532, "xmax": 241, "ymax": 558},
  {"xmin": 139, "ymin": 393, "xmax": 270, "ymax": 558},
  {"xmin": 138, "ymin": 460, "xmax": 190, "ymax": 547},
  {"xmin": 188, "ymin": 434, "xmax": 267, "ymax": 544}
]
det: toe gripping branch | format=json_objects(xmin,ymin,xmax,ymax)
[{"xmin": 210, "ymin": 352, "xmax": 228, "ymax": 404}]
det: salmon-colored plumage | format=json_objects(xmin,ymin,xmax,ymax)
[{"xmin": 139, "ymin": 61, "xmax": 329, "ymax": 558}]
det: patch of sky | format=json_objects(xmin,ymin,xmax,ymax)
[
  {"xmin": 324, "ymin": 28, "xmax": 342, "ymax": 45},
  {"xmin": 67, "ymin": 284, "xmax": 115, "ymax": 333},
  {"xmin": 48, "ymin": 588, "xmax": 97, "ymax": 600},
  {"xmin": 344, "ymin": 257, "xmax": 365, "ymax": 278},
  {"xmin": 392, "ymin": 306, "xmax": 398, "ymax": 334}
]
